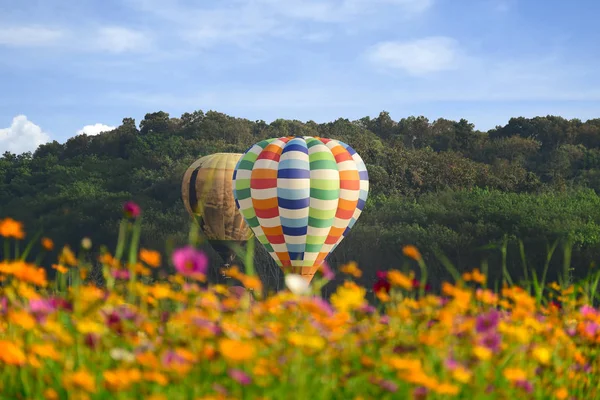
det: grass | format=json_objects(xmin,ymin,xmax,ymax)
[{"xmin": 0, "ymin": 209, "xmax": 598, "ymax": 399}]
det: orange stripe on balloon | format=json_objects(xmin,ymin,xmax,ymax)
[
  {"xmin": 251, "ymin": 168, "xmax": 278, "ymax": 179},
  {"xmin": 252, "ymin": 197, "xmax": 279, "ymax": 210},
  {"xmin": 276, "ymin": 252, "xmax": 291, "ymax": 262},
  {"xmin": 337, "ymin": 198, "xmax": 358, "ymax": 211},
  {"xmin": 262, "ymin": 225, "xmax": 284, "ymax": 236}
]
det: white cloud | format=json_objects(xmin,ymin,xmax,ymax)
[
  {"xmin": 0, "ymin": 26, "xmax": 65, "ymax": 47},
  {"xmin": 366, "ymin": 36, "xmax": 462, "ymax": 76},
  {"xmin": 94, "ymin": 27, "xmax": 151, "ymax": 53},
  {"xmin": 0, "ymin": 115, "xmax": 51, "ymax": 154},
  {"xmin": 128, "ymin": 0, "xmax": 434, "ymax": 47},
  {"xmin": 76, "ymin": 123, "xmax": 116, "ymax": 136}
]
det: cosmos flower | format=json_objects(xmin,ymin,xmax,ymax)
[
  {"xmin": 123, "ymin": 201, "xmax": 141, "ymax": 219},
  {"xmin": 171, "ymin": 246, "xmax": 208, "ymax": 278}
]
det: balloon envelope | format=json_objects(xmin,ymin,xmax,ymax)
[
  {"xmin": 182, "ymin": 153, "xmax": 253, "ymax": 263},
  {"xmin": 233, "ymin": 136, "xmax": 369, "ymax": 283}
]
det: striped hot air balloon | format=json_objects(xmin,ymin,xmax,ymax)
[
  {"xmin": 182, "ymin": 153, "xmax": 253, "ymax": 266},
  {"xmin": 232, "ymin": 136, "xmax": 369, "ymax": 283}
]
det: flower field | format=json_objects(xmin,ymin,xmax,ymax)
[{"xmin": 0, "ymin": 208, "xmax": 599, "ymax": 400}]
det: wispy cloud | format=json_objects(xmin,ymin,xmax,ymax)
[
  {"xmin": 0, "ymin": 26, "xmax": 65, "ymax": 47},
  {"xmin": 365, "ymin": 36, "xmax": 463, "ymax": 76},
  {"xmin": 93, "ymin": 27, "xmax": 152, "ymax": 53},
  {"xmin": 126, "ymin": 0, "xmax": 435, "ymax": 48}
]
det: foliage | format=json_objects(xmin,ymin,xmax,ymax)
[{"xmin": 3, "ymin": 111, "xmax": 600, "ymax": 292}]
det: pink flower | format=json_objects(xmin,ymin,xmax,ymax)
[
  {"xmin": 228, "ymin": 368, "xmax": 252, "ymax": 385},
  {"xmin": 123, "ymin": 201, "xmax": 141, "ymax": 219},
  {"xmin": 172, "ymin": 246, "xmax": 208, "ymax": 278},
  {"xmin": 319, "ymin": 262, "xmax": 335, "ymax": 280}
]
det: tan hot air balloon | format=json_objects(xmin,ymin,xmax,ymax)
[{"xmin": 182, "ymin": 153, "xmax": 253, "ymax": 266}]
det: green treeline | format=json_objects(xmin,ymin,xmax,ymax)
[{"xmin": 2, "ymin": 110, "xmax": 600, "ymax": 292}]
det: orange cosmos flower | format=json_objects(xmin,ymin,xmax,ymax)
[
  {"xmin": 0, "ymin": 218, "xmax": 25, "ymax": 239},
  {"xmin": 402, "ymin": 245, "xmax": 422, "ymax": 261},
  {"xmin": 139, "ymin": 249, "xmax": 161, "ymax": 267},
  {"xmin": 41, "ymin": 237, "xmax": 54, "ymax": 251}
]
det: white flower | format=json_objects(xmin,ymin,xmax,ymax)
[
  {"xmin": 109, "ymin": 348, "xmax": 135, "ymax": 363},
  {"xmin": 285, "ymin": 274, "xmax": 311, "ymax": 295}
]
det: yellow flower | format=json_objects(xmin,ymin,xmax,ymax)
[
  {"xmin": 387, "ymin": 270, "xmax": 413, "ymax": 290},
  {"xmin": 139, "ymin": 249, "xmax": 161, "ymax": 267},
  {"xmin": 149, "ymin": 283, "xmax": 172, "ymax": 299},
  {"xmin": 386, "ymin": 356, "xmax": 422, "ymax": 371},
  {"xmin": 41, "ymin": 237, "xmax": 54, "ymax": 251},
  {"xmin": 532, "ymin": 346, "xmax": 551, "ymax": 365},
  {"xmin": 0, "ymin": 261, "xmax": 47, "ymax": 286},
  {"xmin": 432, "ymin": 382, "xmax": 460, "ymax": 395},
  {"xmin": 218, "ymin": 338, "xmax": 256, "ymax": 362},
  {"xmin": 9, "ymin": 310, "xmax": 36, "ymax": 330},
  {"xmin": 554, "ymin": 387, "xmax": 568, "ymax": 400},
  {"xmin": 103, "ymin": 368, "xmax": 142, "ymax": 391},
  {"xmin": 44, "ymin": 388, "xmax": 59, "ymax": 400},
  {"xmin": 52, "ymin": 264, "xmax": 68, "ymax": 274},
  {"xmin": 287, "ymin": 332, "xmax": 325, "ymax": 350},
  {"xmin": 76, "ymin": 319, "xmax": 106, "ymax": 335},
  {"xmin": 60, "ymin": 245, "xmax": 77, "ymax": 267},
  {"xmin": 240, "ymin": 275, "xmax": 263, "ymax": 291},
  {"xmin": 503, "ymin": 367, "xmax": 527, "ymax": 382},
  {"xmin": 473, "ymin": 346, "xmax": 492, "ymax": 361},
  {"xmin": 402, "ymin": 245, "xmax": 422, "ymax": 261},
  {"xmin": 143, "ymin": 371, "xmax": 168, "ymax": 386},
  {"xmin": 330, "ymin": 281, "xmax": 366, "ymax": 312},
  {"xmin": 452, "ymin": 366, "xmax": 472, "ymax": 383},
  {"xmin": 340, "ymin": 262, "xmax": 362, "ymax": 278},
  {"xmin": 62, "ymin": 369, "xmax": 97, "ymax": 393},
  {"xmin": 31, "ymin": 343, "xmax": 61, "ymax": 361},
  {"xmin": 0, "ymin": 218, "xmax": 25, "ymax": 239},
  {"xmin": 0, "ymin": 340, "xmax": 26, "ymax": 365}
]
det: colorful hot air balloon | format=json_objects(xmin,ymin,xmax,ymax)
[
  {"xmin": 182, "ymin": 153, "xmax": 253, "ymax": 266},
  {"xmin": 232, "ymin": 136, "xmax": 369, "ymax": 283}
]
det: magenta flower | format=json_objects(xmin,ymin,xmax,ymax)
[
  {"xmin": 373, "ymin": 271, "xmax": 391, "ymax": 294},
  {"xmin": 172, "ymin": 246, "xmax": 208, "ymax": 278},
  {"xmin": 123, "ymin": 201, "xmax": 141, "ymax": 219},
  {"xmin": 320, "ymin": 261, "xmax": 335, "ymax": 280},
  {"xmin": 84, "ymin": 333, "xmax": 100, "ymax": 350},
  {"xmin": 584, "ymin": 321, "xmax": 600, "ymax": 337},
  {"xmin": 162, "ymin": 350, "xmax": 186, "ymax": 366},
  {"xmin": 228, "ymin": 368, "xmax": 252, "ymax": 385},
  {"xmin": 475, "ymin": 309, "xmax": 500, "ymax": 333},
  {"xmin": 514, "ymin": 379, "xmax": 533, "ymax": 393},
  {"xmin": 112, "ymin": 269, "xmax": 130, "ymax": 280},
  {"xmin": 478, "ymin": 331, "xmax": 502, "ymax": 352},
  {"xmin": 580, "ymin": 305, "xmax": 597, "ymax": 319}
]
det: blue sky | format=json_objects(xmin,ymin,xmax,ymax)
[{"xmin": 1, "ymin": 0, "xmax": 600, "ymax": 154}]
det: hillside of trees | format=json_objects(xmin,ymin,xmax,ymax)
[{"xmin": 3, "ymin": 110, "xmax": 600, "ymax": 293}]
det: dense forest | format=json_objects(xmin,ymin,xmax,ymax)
[{"xmin": 3, "ymin": 110, "xmax": 600, "ymax": 294}]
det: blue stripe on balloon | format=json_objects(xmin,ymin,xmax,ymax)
[
  {"xmin": 282, "ymin": 143, "xmax": 309, "ymax": 154},
  {"xmin": 288, "ymin": 252, "xmax": 304, "ymax": 261},
  {"xmin": 279, "ymin": 158, "xmax": 310, "ymax": 170},
  {"xmin": 282, "ymin": 226, "xmax": 308, "ymax": 236},
  {"xmin": 286, "ymin": 244, "xmax": 306, "ymax": 254},
  {"xmin": 280, "ymin": 216, "xmax": 309, "ymax": 228},
  {"xmin": 277, "ymin": 187, "xmax": 309, "ymax": 200},
  {"xmin": 359, "ymin": 170, "xmax": 368, "ymax": 180},
  {"xmin": 278, "ymin": 169, "xmax": 310, "ymax": 179},
  {"xmin": 357, "ymin": 198, "xmax": 366, "ymax": 211},
  {"xmin": 278, "ymin": 197, "xmax": 310, "ymax": 210}
]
